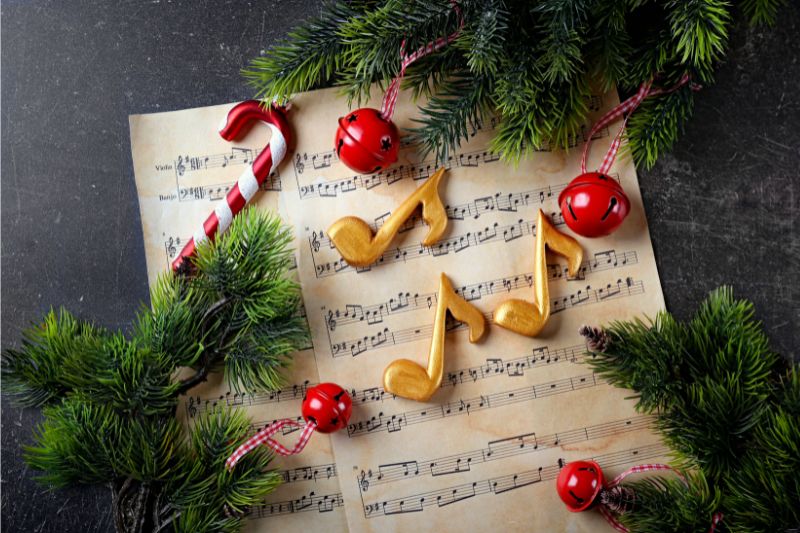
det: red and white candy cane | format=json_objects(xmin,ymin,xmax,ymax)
[
  {"xmin": 581, "ymin": 74, "xmax": 701, "ymax": 176},
  {"xmin": 171, "ymin": 100, "xmax": 291, "ymax": 271}
]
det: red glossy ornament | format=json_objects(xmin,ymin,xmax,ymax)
[
  {"xmin": 335, "ymin": 107, "xmax": 400, "ymax": 174},
  {"xmin": 558, "ymin": 172, "xmax": 631, "ymax": 238},
  {"xmin": 556, "ymin": 460, "xmax": 605, "ymax": 512},
  {"xmin": 301, "ymin": 383, "xmax": 353, "ymax": 434}
]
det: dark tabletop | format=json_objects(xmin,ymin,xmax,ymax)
[{"xmin": 2, "ymin": 2, "xmax": 798, "ymax": 532}]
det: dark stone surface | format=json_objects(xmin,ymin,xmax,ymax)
[{"xmin": 1, "ymin": 2, "xmax": 797, "ymax": 532}]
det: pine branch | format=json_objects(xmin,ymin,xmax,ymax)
[
  {"xmin": 246, "ymin": 0, "xmax": 788, "ymax": 166},
  {"xmin": 586, "ymin": 287, "xmax": 798, "ymax": 531},
  {"xmin": 667, "ymin": 0, "xmax": 731, "ymax": 66},
  {"xmin": 626, "ymin": 84, "xmax": 696, "ymax": 170},
  {"xmin": 2, "ymin": 308, "xmax": 107, "ymax": 407},
  {"xmin": 407, "ymin": 73, "xmax": 493, "ymax": 162},
  {"xmin": 617, "ymin": 473, "xmax": 722, "ymax": 533},
  {"xmin": 243, "ymin": 2, "xmax": 370, "ymax": 102},
  {"xmin": 740, "ymin": 0, "xmax": 787, "ymax": 25}
]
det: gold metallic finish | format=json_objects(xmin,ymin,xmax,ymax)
[
  {"xmin": 383, "ymin": 273, "xmax": 486, "ymax": 402},
  {"xmin": 494, "ymin": 209, "xmax": 583, "ymax": 337},
  {"xmin": 327, "ymin": 167, "xmax": 448, "ymax": 267}
]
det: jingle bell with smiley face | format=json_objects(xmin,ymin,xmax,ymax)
[
  {"xmin": 558, "ymin": 173, "xmax": 631, "ymax": 238},
  {"xmin": 335, "ymin": 108, "xmax": 400, "ymax": 174},
  {"xmin": 556, "ymin": 460, "xmax": 605, "ymax": 512}
]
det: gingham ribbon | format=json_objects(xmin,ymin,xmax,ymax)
[
  {"xmin": 225, "ymin": 419, "xmax": 316, "ymax": 471},
  {"xmin": 597, "ymin": 463, "xmax": 723, "ymax": 533},
  {"xmin": 581, "ymin": 74, "xmax": 700, "ymax": 175},
  {"xmin": 171, "ymin": 100, "xmax": 290, "ymax": 272},
  {"xmin": 380, "ymin": 2, "xmax": 464, "ymax": 120}
]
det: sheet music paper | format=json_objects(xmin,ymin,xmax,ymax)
[
  {"xmin": 129, "ymin": 105, "xmax": 348, "ymax": 532},
  {"xmin": 130, "ymin": 86, "xmax": 667, "ymax": 533}
]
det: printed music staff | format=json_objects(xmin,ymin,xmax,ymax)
[
  {"xmin": 383, "ymin": 273, "xmax": 487, "ymax": 402},
  {"xmin": 494, "ymin": 209, "xmax": 583, "ymax": 337},
  {"xmin": 327, "ymin": 167, "xmax": 448, "ymax": 267}
]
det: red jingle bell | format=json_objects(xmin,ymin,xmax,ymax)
[
  {"xmin": 558, "ymin": 173, "xmax": 631, "ymax": 238},
  {"xmin": 335, "ymin": 108, "xmax": 400, "ymax": 174},
  {"xmin": 556, "ymin": 460, "xmax": 605, "ymax": 512},
  {"xmin": 301, "ymin": 382, "xmax": 353, "ymax": 434}
]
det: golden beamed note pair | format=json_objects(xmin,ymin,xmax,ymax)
[{"xmin": 326, "ymin": 168, "xmax": 583, "ymax": 402}]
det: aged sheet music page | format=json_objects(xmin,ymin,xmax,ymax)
[
  {"xmin": 129, "ymin": 105, "xmax": 348, "ymax": 532},
  {"xmin": 280, "ymin": 86, "xmax": 666, "ymax": 532},
  {"xmin": 130, "ymin": 85, "xmax": 667, "ymax": 533}
]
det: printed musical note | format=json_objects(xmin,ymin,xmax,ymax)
[
  {"xmin": 347, "ymin": 373, "xmax": 600, "ymax": 438},
  {"xmin": 323, "ymin": 250, "xmax": 638, "ymax": 331},
  {"xmin": 358, "ymin": 416, "xmax": 653, "ymax": 489},
  {"xmin": 362, "ymin": 444, "xmax": 667, "ymax": 517},
  {"xmin": 383, "ymin": 273, "xmax": 486, "ymax": 402},
  {"xmin": 253, "ymin": 491, "xmax": 345, "ymax": 518},
  {"xmin": 330, "ymin": 279, "xmax": 646, "ymax": 357},
  {"xmin": 279, "ymin": 464, "xmax": 338, "ymax": 484},
  {"xmin": 313, "ymin": 214, "xmax": 568, "ymax": 278},
  {"xmin": 494, "ymin": 209, "xmax": 583, "ymax": 337},
  {"xmin": 328, "ymin": 168, "xmax": 448, "ymax": 267}
]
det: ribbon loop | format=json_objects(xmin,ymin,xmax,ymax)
[
  {"xmin": 581, "ymin": 74, "xmax": 698, "ymax": 175},
  {"xmin": 225, "ymin": 419, "xmax": 317, "ymax": 471},
  {"xmin": 380, "ymin": 2, "xmax": 464, "ymax": 120},
  {"xmin": 599, "ymin": 463, "xmax": 722, "ymax": 533}
]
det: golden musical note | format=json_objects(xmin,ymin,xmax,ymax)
[
  {"xmin": 327, "ymin": 167, "xmax": 448, "ymax": 267},
  {"xmin": 494, "ymin": 209, "xmax": 583, "ymax": 337},
  {"xmin": 383, "ymin": 273, "xmax": 486, "ymax": 402}
]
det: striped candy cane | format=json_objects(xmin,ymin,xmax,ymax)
[{"xmin": 171, "ymin": 100, "xmax": 291, "ymax": 271}]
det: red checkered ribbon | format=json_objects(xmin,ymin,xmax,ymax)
[
  {"xmin": 598, "ymin": 463, "xmax": 723, "ymax": 533},
  {"xmin": 225, "ymin": 419, "xmax": 316, "ymax": 471},
  {"xmin": 380, "ymin": 3, "xmax": 464, "ymax": 120},
  {"xmin": 581, "ymin": 74, "xmax": 700, "ymax": 175}
]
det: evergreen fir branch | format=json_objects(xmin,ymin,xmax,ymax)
[
  {"xmin": 588, "ymin": 287, "xmax": 799, "ymax": 531},
  {"xmin": 407, "ymin": 73, "xmax": 493, "ymax": 163},
  {"xmin": 114, "ymin": 416, "xmax": 184, "ymax": 482},
  {"xmin": 617, "ymin": 473, "xmax": 722, "ymax": 533},
  {"xmin": 63, "ymin": 334, "xmax": 180, "ymax": 417},
  {"xmin": 192, "ymin": 208, "xmax": 301, "ymax": 334},
  {"xmin": 337, "ymin": 0, "xmax": 464, "ymax": 103},
  {"xmin": 532, "ymin": 0, "xmax": 594, "ymax": 83},
  {"xmin": 456, "ymin": 2, "xmax": 509, "ymax": 77},
  {"xmin": 626, "ymin": 85, "xmax": 695, "ymax": 170},
  {"xmin": 169, "ymin": 407, "xmax": 280, "ymax": 533},
  {"xmin": 740, "ymin": 0, "xmax": 787, "ymax": 25},
  {"xmin": 243, "ymin": 2, "xmax": 367, "ymax": 102},
  {"xmin": 401, "ymin": 48, "xmax": 468, "ymax": 100},
  {"xmin": 24, "ymin": 400, "xmax": 120, "ymax": 487},
  {"xmin": 134, "ymin": 272, "xmax": 207, "ymax": 369},
  {"xmin": 224, "ymin": 312, "xmax": 309, "ymax": 393},
  {"xmin": 586, "ymin": 1, "xmax": 632, "ymax": 90},
  {"xmin": 245, "ymin": 0, "xmax": 788, "ymax": 166},
  {"xmin": 666, "ymin": 0, "xmax": 731, "ymax": 66},
  {"xmin": 2, "ymin": 308, "xmax": 106, "ymax": 407}
]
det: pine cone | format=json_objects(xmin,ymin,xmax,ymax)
[
  {"xmin": 579, "ymin": 325, "xmax": 610, "ymax": 353},
  {"xmin": 599, "ymin": 485, "xmax": 637, "ymax": 514}
]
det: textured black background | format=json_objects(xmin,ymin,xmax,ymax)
[{"xmin": 2, "ymin": 2, "xmax": 798, "ymax": 532}]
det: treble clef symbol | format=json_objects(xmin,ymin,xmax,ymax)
[
  {"xmin": 295, "ymin": 153, "xmax": 305, "ymax": 174},
  {"xmin": 176, "ymin": 155, "xmax": 186, "ymax": 177},
  {"xmin": 311, "ymin": 231, "xmax": 321, "ymax": 253},
  {"xmin": 359, "ymin": 470, "xmax": 369, "ymax": 492},
  {"xmin": 326, "ymin": 310, "xmax": 336, "ymax": 332}
]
